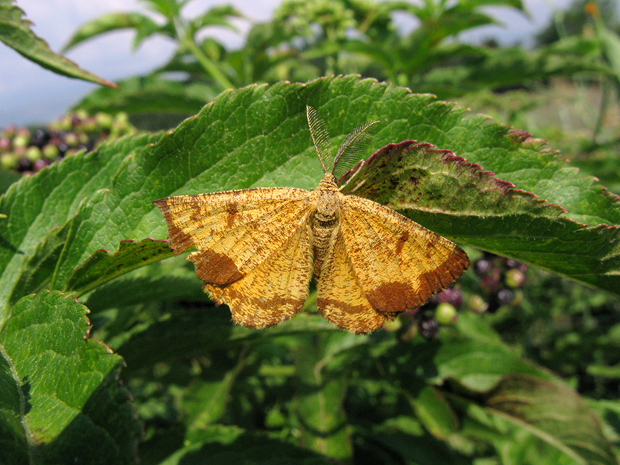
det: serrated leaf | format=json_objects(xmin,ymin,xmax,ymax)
[
  {"xmin": 2, "ymin": 76, "xmax": 619, "ymax": 322},
  {"xmin": 0, "ymin": 291, "xmax": 139, "ymax": 464},
  {"xmin": 0, "ymin": 0, "xmax": 116, "ymax": 86},
  {"xmin": 65, "ymin": 239, "xmax": 173, "ymax": 297},
  {"xmin": 0, "ymin": 132, "xmax": 163, "ymax": 321}
]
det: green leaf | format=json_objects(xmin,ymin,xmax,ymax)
[
  {"xmin": 190, "ymin": 5, "xmax": 243, "ymax": 35},
  {"xmin": 82, "ymin": 255, "xmax": 207, "ymax": 313},
  {"xmin": 413, "ymin": 38, "xmax": 610, "ymax": 98},
  {"xmin": 0, "ymin": 0, "xmax": 117, "ymax": 86},
  {"xmin": 0, "ymin": 291, "xmax": 139, "ymax": 464},
  {"xmin": 375, "ymin": 313, "xmax": 618, "ymax": 465},
  {"xmin": 116, "ymin": 310, "xmax": 335, "ymax": 372},
  {"xmin": 293, "ymin": 333, "xmax": 354, "ymax": 460},
  {"xmin": 65, "ymin": 239, "xmax": 173, "ymax": 298},
  {"xmin": 62, "ymin": 11, "xmax": 163, "ymax": 52},
  {"xmin": 0, "ymin": 132, "xmax": 163, "ymax": 322},
  {"xmin": 595, "ymin": 19, "xmax": 620, "ymax": 88},
  {"xmin": 408, "ymin": 385, "xmax": 459, "ymax": 439},
  {"xmin": 2, "ymin": 76, "xmax": 618, "ymax": 321},
  {"xmin": 364, "ymin": 416, "xmax": 473, "ymax": 465},
  {"xmin": 483, "ymin": 374, "xmax": 618, "ymax": 465},
  {"xmin": 0, "ymin": 170, "xmax": 19, "ymax": 196}
]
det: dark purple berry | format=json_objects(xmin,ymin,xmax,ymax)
[
  {"xmin": 418, "ymin": 315, "xmax": 439, "ymax": 340},
  {"xmin": 473, "ymin": 258, "xmax": 493, "ymax": 277},
  {"xmin": 17, "ymin": 157, "xmax": 31, "ymax": 171},
  {"xmin": 30, "ymin": 128, "xmax": 51, "ymax": 148},
  {"xmin": 57, "ymin": 142, "xmax": 70, "ymax": 154},
  {"xmin": 497, "ymin": 289, "xmax": 514, "ymax": 306},
  {"xmin": 436, "ymin": 287, "xmax": 463, "ymax": 307},
  {"xmin": 481, "ymin": 274, "xmax": 501, "ymax": 293}
]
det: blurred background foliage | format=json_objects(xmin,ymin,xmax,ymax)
[{"xmin": 2, "ymin": 0, "xmax": 620, "ymax": 464}]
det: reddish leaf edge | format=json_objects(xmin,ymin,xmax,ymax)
[{"xmin": 339, "ymin": 138, "xmax": 620, "ymax": 231}]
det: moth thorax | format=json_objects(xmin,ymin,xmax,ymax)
[{"xmin": 313, "ymin": 190, "xmax": 339, "ymax": 226}]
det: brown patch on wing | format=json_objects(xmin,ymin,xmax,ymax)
[
  {"xmin": 206, "ymin": 221, "xmax": 313, "ymax": 328},
  {"xmin": 188, "ymin": 249, "xmax": 243, "ymax": 285},
  {"xmin": 340, "ymin": 195, "xmax": 469, "ymax": 313}
]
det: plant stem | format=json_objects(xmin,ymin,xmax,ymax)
[{"xmin": 174, "ymin": 18, "xmax": 235, "ymax": 90}]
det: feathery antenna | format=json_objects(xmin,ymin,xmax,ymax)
[
  {"xmin": 306, "ymin": 105, "xmax": 332, "ymax": 174},
  {"xmin": 306, "ymin": 105, "xmax": 379, "ymax": 178},
  {"xmin": 332, "ymin": 120, "xmax": 380, "ymax": 179}
]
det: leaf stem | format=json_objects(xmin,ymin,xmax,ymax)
[{"xmin": 174, "ymin": 17, "xmax": 235, "ymax": 90}]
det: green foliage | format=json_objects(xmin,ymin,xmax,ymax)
[
  {"xmin": 0, "ymin": 291, "xmax": 139, "ymax": 464},
  {"xmin": 0, "ymin": 0, "xmax": 115, "ymax": 86},
  {"xmin": 62, "ymin": 0, "xmax": 243, "ymax": 90},
  {"xmin": 67, "ymin": 0, "xmax": 620, "ymax": 122},
  {"xmin": 3, "ymin": 0, "xmax": 620, "ymax": 463},
  {"xmin": 0, "ymin": 76, "xmax": 619, "ymax": 463}
]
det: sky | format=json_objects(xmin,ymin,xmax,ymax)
[{"xmin": 1, "ymin": 0, "xmax": 576, "ymax": 127}]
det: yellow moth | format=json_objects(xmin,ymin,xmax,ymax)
[{"xmin": 153, "ymin": 106, "xmax": 469, "ymax": 333}]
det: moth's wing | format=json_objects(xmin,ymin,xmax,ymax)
[
  {"xmin": 316, "ymin": 227, "xmax": 394, "ymax": 334},
  {"xmin": 339, "ymin": 195, "xmax": 470, "ymax": 313},
  {"xmin": 153, "ymin": 187, "xmax": 311, "ymax": 284},
  {"xmin": 153, "ymin": 188, "xmax": 315, "ymax": 328},
  {"xmin": 205, "ymin": 220, "xmax": 312, "ymax": 328}
]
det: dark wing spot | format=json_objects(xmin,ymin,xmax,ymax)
[{"xmin": 189, "ymin": 249, "xmax": 244, "ymax": 285}]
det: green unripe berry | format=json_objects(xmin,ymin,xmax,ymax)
[
  {"xmin": 468, "ymin": 294, "xmax": 488, "ymax": 313},
  {"xmin": 95, "ymin": 112, "xmax": 114, "ymax": 129},
  {"xmin": 26, "ymin": 146, "xmax": 42, "ymax": 162},
  {"xmin": 505, "ymin": 268, "xmax": 526, "ymax": 288},
  {"xmin": 42, "ymin": 144, "xmax": 60, "ymax": 160},
  {"xmin": 435, "ymin": 303, "xmax": 457, "ymax": 324},
  {"xmin": 1, "ymin": 153, "xmax": 19, "ymax": 170},
  {"xmin": 382, "ymin": 318, "xmax": 402, "ymax": 333}
]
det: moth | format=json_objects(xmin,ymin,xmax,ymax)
[{"xmin": 153, "ymin": 106, "xmax": 469, "ymax": 333}]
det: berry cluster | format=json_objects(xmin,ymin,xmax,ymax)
[
  {"xmin": 469, "ymin": 253, "xmax": 527, "ymax": 313},
  {"xmin": 0, "ymin": 111, "xmax": 135, "ymax": 175}
]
